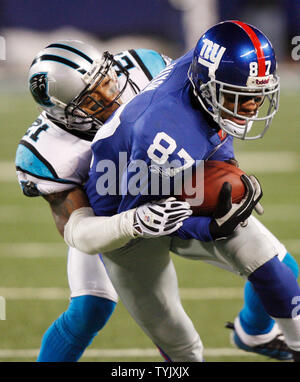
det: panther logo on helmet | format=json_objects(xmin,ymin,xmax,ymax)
[{"xmin": 29, "ymin": 72, "xmax": 54, "ymax": 107}]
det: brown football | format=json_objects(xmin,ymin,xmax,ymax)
[{"xmin": 177, "ymin": 160, "xmax": 247, "ymax": 216}]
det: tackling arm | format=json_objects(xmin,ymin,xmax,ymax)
[
  {"xmin": 43, "ymin": 187, "xmax": 90, "ymax": 237},
  {"xmin": 44, "ymin": 187, "xmax": 191, "ymax": 255},
  {"xmin": 43, "ymin": 187, "xmax": 137, "ymax": 254},
  {"xmin": 64, "ymin": 197, "xmax": 191, "ymax": 255}
]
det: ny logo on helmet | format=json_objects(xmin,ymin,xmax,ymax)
[
  {"xmin": 29, "ymin": 72, "xmax": 54, "ymax": 107},
  {"xmin": 198, "ymin": 38, "xmax": 226, "ymax": 70}
]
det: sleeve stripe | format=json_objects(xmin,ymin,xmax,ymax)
[
  {"xmin": 16, "ymin": 166, "xmax": 81, "ymax": 186},
  {"xmin": 129, "ymin": 49, "xmax": 153, "ymax": 81},
  {"xmin": 18, "ymin": 139, "xmax": 59, "ymax": 178},
  {"xmin": 16, "ymin": 140, "xmax": 81, "ymax": 186}
]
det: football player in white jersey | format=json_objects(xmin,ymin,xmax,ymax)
[
  {"xmin": 15, "ymin": 41, "xmax": 192, "ymax": 361},
  {"xmin": 16, "ymin": 39, "xmax": 297, "ymax": 362}
]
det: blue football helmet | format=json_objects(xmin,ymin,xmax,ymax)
[{"xmin": 189, "ymin": 20, "xmax": 280, "ymax": 139}]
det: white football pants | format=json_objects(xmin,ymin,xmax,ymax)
[
  {"xmin": 67, "ymin": 247, "xmax": 118, "ymax": 303},
  {"xmin": 66, "ymin": 215, "xmax": 291, "ymax": 360},
  {"xmin": 100, "ymin": 215, "xmax": 290, "ymax": 361}
]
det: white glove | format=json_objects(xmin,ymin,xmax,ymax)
[{"xmin": 133, "ymin": 197, "xmax": 192, "ymax": 238}]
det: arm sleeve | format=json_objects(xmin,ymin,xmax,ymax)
[
  {"xmin": 175, "ymin": 215, "xmax": 213, "ymax": 242},
  {"xmin": 64, "ymin": 207, "xmax": 137, "ymax": 254}
]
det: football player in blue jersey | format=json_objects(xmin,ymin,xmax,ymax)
[
  {"xmin": 16, "ymin": 41, "xmax": 192, "ymax": 362},
  {"xmin": 78, "ymin": 20, "xmax": 300, "ymax": 361}
]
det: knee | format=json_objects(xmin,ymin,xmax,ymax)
[
  {"xmin": 248, "ymin": 256, "xmax": 300, "ymax": 318},
  {"xmin": 64, "ymin": 295, "xmax": 117, "ymax": 336}
]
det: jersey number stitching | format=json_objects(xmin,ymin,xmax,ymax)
[
  {"xmin": 147, "ymin": 132, "xmax": 194, "ymax": 176},
  {"xmin": 25, "ymin": 118, "xmax": 49, "ymax": 142}
]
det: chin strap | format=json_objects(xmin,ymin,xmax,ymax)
[{"xmin": 221, "ymin": 119, "xmax": 254, "ymax": 140}]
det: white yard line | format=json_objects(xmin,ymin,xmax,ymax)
[
  {"xmin": 0, "ymin": 347, "xmax": 255, "ymax": 359},
  {"xmin": 259, "ymin": 205, "xmax": 300, "ymax": 222},
  {"xmin": 235, "ymin": 151, "xmax": 300, "ymax": 173},
  {"xmin": 0, "ymin": 243, "xmax": 67, "ymax": 257},
  {"xmin": 0, "ymin": 206, "xmax": 49, "ymax": 223},
  {"xmin": 0, "ymin": 162, "xmax": 17, "ymax": 182},
  {"xmin": 2, "ymin": 204, "xmax": 300, "ymax": 224},
  {"xmin": 1, "ymin": 239, "xmax": 300, "ymax": 259},
  {"xmin": 0, "ymin": 287, "xmax": 70, "ymax": 300},
  {"xmin": 179, "ymin": 288, "xmax": 243, "ymax": 300},
  {"xmin": 0, "ymin": 287, "xmax": 245, "ymax": 300}
]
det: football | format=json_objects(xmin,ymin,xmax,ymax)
[{"xmin": 177, "ymin": 160, "xmax": 247, "ymax": 216}]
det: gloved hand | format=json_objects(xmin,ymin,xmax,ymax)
[
  {"xmin": 209, "ymin": 175, "xmax": 262, "ymax": 240},
  {"xmin": 225, "ymin": 158, "xmax": 264, "ymax": 216},
  {"xmin": 133, "ymin": 197, "xmax": 192, "ymax": 238}
]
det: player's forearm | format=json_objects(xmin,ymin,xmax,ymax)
[
  {"xmin": 176, "ymin": 215, "xmax": 213, "ymax": 242},
  {"xmin": 64, "ymin": 207, "xmax": 137, "ymax": 254},
  {"xmin": 43, "ymin": 187, "xmax": 91, "ymax": 238}
]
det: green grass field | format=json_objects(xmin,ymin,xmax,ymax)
[{"xmin": 1, "ymin": 90, "xmax": 300, "ymax": 362}]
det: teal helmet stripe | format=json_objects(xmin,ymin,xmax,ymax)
[{"xmin": 46, "ymin": 43, "xmax": 93, "ymax": 64}]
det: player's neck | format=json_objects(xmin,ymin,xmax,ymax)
[{"xmin": 46, "ymin": 114, "xmax": 95, "ymax": 142}]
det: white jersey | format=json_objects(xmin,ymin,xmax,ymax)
[{"xmin": 16, "ymin": 49, "xmax": 169, "ymax": 196}]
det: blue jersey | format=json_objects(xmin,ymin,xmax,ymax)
[{"xmin": 85, "ymin": 50, "xmax": 235, "ymax": 241}]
